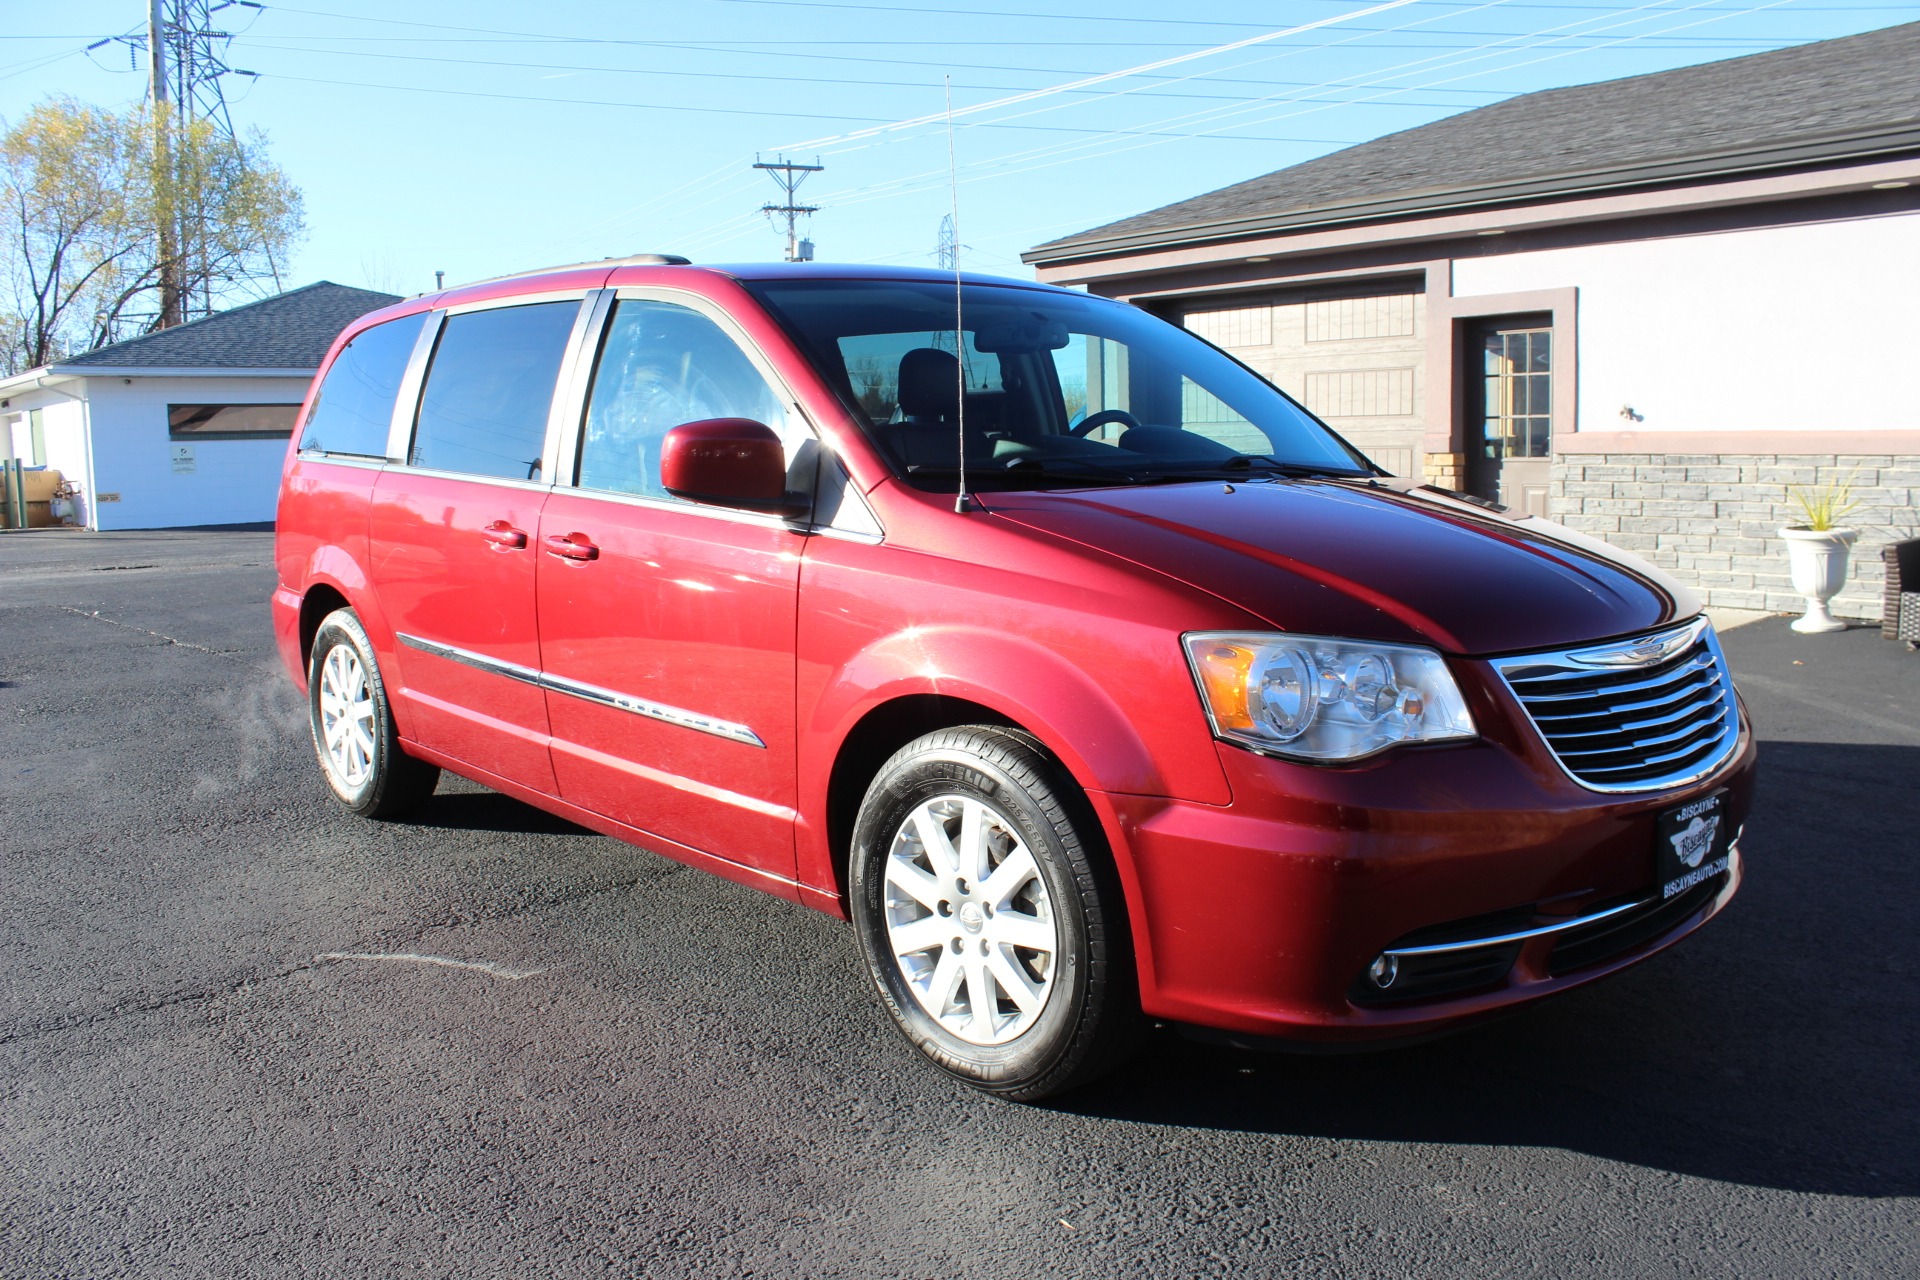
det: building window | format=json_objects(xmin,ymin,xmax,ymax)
[
  {"xmin": 168, "ymin": 403, "xmax": 302, "ymax": 441},
  {"xmin": 1480, "ymin": 327, "xmax": 1552, "ymax": 460}
]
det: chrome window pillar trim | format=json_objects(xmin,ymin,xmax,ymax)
[
  {"xmin": 386, "ymin": 310, "xmax": 444, "ymax": 463},
  {"xmin": 378, "ymin": 464, "xmax": 555, "ymax": 496},
  {"xmin": 294, "ymin": 451, "xmax": 389, "ymax": 473},
  {"xmin": 550, "ymin": 288, "xmax": 616, "ymax": 488},
  {"xmin": 396, "ymin": 632, "xmax": 765, "ymax": 749},
  {"xmin": 1383, "ymin": 846, "xmax": 1738, "ymax": 958}
]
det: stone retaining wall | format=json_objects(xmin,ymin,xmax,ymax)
[{"xmin": 1547, "ymin": 453, "xmax": 1919, "ymax": 620}]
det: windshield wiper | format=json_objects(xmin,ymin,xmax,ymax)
[
  {"xmin": 1123, "ymin": 455, "xmax": 1370, "ymax": 482},
  {"xmin": 903, "ymin": 459, "xmax": 1143, "ymax": 487}
]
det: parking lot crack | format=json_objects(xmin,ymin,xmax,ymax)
[
  {"xmin": 58, "ymin": 605, "xmax": 241, "ymax": 655},
  {"xmin": 0, "ymin": 958, "xmax": 322, "ymax": 1048}
]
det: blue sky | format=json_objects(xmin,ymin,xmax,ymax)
[{"xmin": 4, "ymin": 0, "xmax": 1916, "ymax": 296}]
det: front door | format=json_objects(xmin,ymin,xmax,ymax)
[
  {"xmin": 1466, "ymin": 319, "xmax": 1553, "ymax": 517},
  {"xmin": 535, "ymin": 295, "xmax": 808, "ymax": 881}
]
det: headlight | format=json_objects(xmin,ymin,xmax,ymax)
[{"xmin": 1183, "ymin": 632, "xmax": 1476, "ymax": 762}]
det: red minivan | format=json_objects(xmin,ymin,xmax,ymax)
[{"xmin": 274, "ymin": 258, "xmax": 1752, "ymax": 1100}]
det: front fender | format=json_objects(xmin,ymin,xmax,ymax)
[{"xmin": 817, "ymin": 623, "xmax": 1178, "ymax": 800}]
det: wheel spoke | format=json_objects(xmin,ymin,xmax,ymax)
[
  {"xmin": 883, "ymin": 856, "xmax": 946, "ymax": 912},
  {"xmin": 990, "ymin": 911, "xmax": 1055, "ymax": 956},
  {"xmin": 963, "ymin": 956, "xmax": 998, "ymax": 1036},
  {"xmin": 889, "ymin": 913, "xmax": 952, "ymax": 959},
  {"xmin": 910, "ymin": 807, "xmax": 960, "ymax": 879},
  {"xmin": 987, "ymin": 947, "xmax": 1045, "ymax": 1014},
  {"xmin": 978, "ymin": 846, "xmax": 1039, "ymax": 908},
  {"xmin": 925, "ymin": 947, "xmax": 965, "ymax": 1017},
  {"xmin": 957, "ymin": 798, "xmax": 990, "ymax": 886}
]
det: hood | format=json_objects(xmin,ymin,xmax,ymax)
[{"xmin": 984, "ymin": 479, "xmax": 1696, "ymax": 656}]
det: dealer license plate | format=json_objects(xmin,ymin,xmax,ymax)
[{"xmin": 1654, "ymin": 791, "xmax": 1731, "ymax": 900}]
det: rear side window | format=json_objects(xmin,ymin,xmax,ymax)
[
  {"xmin": 299, "ymin": 312, "xmax": 427, "ymax": 457},
  {"xmin": 410, "ymin": 301, "xmax": 579, "ymax": 481}
]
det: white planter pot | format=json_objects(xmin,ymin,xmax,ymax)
[{"xmin": 1779, "ymin": 526, "xmax": 1858, "ymax": 633}]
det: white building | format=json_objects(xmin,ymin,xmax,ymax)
[
  {"xmin": 0, "ymin": 282, "xmax": 398, "ymax": 530},
  {"xmin": 1025, "ymin": 22, "xmax": 1920, "ymax": 621}
]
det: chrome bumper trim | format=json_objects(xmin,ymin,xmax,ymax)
[{"xmin": 1384, "ymin": 846, "xmax": 1737, "ymax": 958}]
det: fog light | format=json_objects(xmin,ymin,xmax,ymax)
[{"xmin": 1368, "ymin": 953, "xmax": 1399, "ymax": 989}]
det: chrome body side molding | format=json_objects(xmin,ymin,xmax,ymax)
[{"xmin": 396, "ymin": 632, "xmax": 766, "ymax": 749}]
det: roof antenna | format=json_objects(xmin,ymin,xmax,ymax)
[{"xmin": 946, "ymin": 75, "xmax": 971, "ymax": 515}]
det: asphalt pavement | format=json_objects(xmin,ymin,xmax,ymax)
[{"xmin": 1, "ymin": 528, "xmax": 1914, "ymax": 1279}]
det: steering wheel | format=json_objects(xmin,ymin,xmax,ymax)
[{"xmin": 1068, "ymin": 408, "xmax": 1143, "ymax": 438}]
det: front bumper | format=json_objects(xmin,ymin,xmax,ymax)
[{"xmin": 1091, "ymin": 712, "xmax": 1756, "ymax": 1044}]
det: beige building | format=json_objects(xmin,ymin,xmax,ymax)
[{"xmin": 1025, "ymin": 23, "xmax": 1920, "ymax": 621}]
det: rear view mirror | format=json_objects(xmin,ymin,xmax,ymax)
[
  {"xmin": 659, "ymin": 418, "xmax": 803, "ymax": 514},
  {"xmin": 973, "ymin": 317, "xmax": 1070, "ymax": 354}
]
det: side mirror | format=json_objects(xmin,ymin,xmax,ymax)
[{"xmin": 659, "ymin": 418, "xmax": 803, "ymax": 514}]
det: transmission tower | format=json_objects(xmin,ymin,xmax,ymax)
[
  {"xmin": 935, "ymin": 215, "xmax": 956, "ymax": 271},
  {"xmin": 754, "ymin": 156, "xmax": 823, "ymax": 263},
  {"xmin": 92, "ymin": 2, "xmax": 260, "ymax": 137},
  {"xmin": 91, "ymin": 1, "xmax": 263, "ymax": 327}
]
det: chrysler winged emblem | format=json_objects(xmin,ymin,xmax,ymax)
[{"xmin": 1569, "ymin": 620, "xmax": 1704, "ymax": 669}]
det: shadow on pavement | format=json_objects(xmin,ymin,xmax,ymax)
[
  {"xmin": 408, "ymin": 789, "xmax": 595, "ymax": 838},
  {"xmin": 1063, "ymin": 737, "xmax": 1919, "ymax": 1200}
]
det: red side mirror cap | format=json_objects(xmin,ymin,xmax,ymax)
[{"xmin": 659, "ymin": 418, "xmax": 799, "ymax": 513}]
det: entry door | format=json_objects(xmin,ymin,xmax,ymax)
[
  {"xmin": 535, "ymin": 295, "xmax": 806, "ymax": 880},
  {"xmin": 1466, "ymin": 320, "xmax": 1553, "ymax": 517}
]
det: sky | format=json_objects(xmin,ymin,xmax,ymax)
[{"xmin": 3, "ymin": 0, "xmax": 1917, "ymax": 298}]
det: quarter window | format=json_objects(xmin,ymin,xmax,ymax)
[
  {"xmin": 577, "ymin": 300, "xmax": 791, "ymax": 500},
  {"xmin": 299, "ymin": 312, "xmax": 427, "ymax": 458},
  {"xmin": 411, "ymin": 301, "xmax": 579, "ymax": 481}
]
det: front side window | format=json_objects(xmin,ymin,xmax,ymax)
[
  {"xmin": 748, "ymin": 279, "xmax": 1369, "ymax": 492},
  {"xmin": 410, "ymin": 301, "xmax": 579, "ymax": 481},
  {"xmin": 299, "ymin": 311, "xmax": 427, "ymax": 458},
  {"xmin": 577, "ymin": 299, "xmax": 792, "ymax": 500}
]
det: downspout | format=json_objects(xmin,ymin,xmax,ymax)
[{"xmin": 77, "ymin": 380, "xmax": 98, "ymax": 531}]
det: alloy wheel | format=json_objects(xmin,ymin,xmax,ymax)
[
  {"xmin": 317, "ymin": 642, "xmax": 377, "ymax": 790},
  {"xmin": 881, "ymin": 794, "xmax": 1059, "ymax": 1046}
]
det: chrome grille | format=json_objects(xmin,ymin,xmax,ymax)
[{"xmin": 1493, "ymin": 617, "xmax": 1741, "ymax": 793}]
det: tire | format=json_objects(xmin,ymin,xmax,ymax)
[
  {"xmin": 849, "ymin": 726, "xmax": 1142, "ymax": 1101},
  {"xmin": 306, "ymin": 608, "xmax": 440, "ymax": 819}
]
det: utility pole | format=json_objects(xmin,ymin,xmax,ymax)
[
  {"xmin": 753, "ymin": 156, "xmax": 823, "ymax": 262},
  {"xmin": 147, "ymin": 0, "xmax": 185, "ymax": 329},
  {"xmin": 97, "ymin": 1, "xmax": 262, "ymax": 326}
]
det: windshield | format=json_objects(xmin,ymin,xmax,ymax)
[{"xmin": 745, "ymin": 278, "xmax": 1373, "ymax": 492}]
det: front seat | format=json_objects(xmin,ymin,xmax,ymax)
[{"xmin": 884, "ymin": 347, "xmax": 963, "ymax": 468}]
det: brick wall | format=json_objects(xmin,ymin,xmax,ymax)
[{"xmin": 1548, "ymin": 453, "xmax": 1920, "ymax": 620}]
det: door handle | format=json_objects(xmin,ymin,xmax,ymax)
[
  {"xmin": 481, "ymin": 520, "xmax": 527, "ymax": 549},
  {"xmin": 543, "ymin": 532, "xmax": 600, "ymax": 562}
]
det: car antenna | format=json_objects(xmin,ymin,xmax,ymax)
[{"xmin": 947, "ymin": 76, "xmax": 971, "ymax": 515}]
